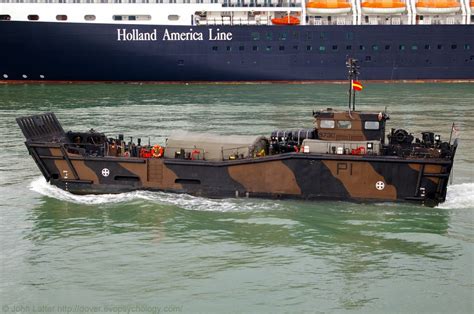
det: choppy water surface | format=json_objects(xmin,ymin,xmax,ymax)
[{"xmin": 0, "ymin": 83, "xmax": 473, "ymax": 313}]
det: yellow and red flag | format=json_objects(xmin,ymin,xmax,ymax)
[{"xmin": 351, "ymin": 80, "xmax": 363, "ymax": 91}]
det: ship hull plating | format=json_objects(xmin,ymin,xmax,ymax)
[
  {"xmin": 39, "ymin": 150, "xmax": 451, "ymax": 206},
  {"xmin": 1, "ymin": 21, "xmax": 474, "ymax": 82}
]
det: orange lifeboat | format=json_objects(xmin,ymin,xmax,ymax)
[
  {"xmin": 361, "ymin": 0, "xmax": 406, "ymax": 14},
  {"xmin": 416, "ymin": 0, "xmax": 461, "ymax": 14},
  {"xmin": 271, "ymin": 15, "xmax": 300, "ymax": 25},
  {"xmin": 306, "ymin": 0, "xmax": 352, "ymax": 15}
]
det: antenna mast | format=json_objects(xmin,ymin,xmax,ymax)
[{"xmin": 346, "ymin": 58, "xmax": 360, "ymax": 112}]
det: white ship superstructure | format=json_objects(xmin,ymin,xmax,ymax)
[{"xmin": 1, "ymin": 0, "xmax": 472, "ymax": 25}]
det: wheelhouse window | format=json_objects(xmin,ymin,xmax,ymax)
[
  {"xmin": 337, "ymin": 121, "xmax": 352, "ymax": 129},
  {"xmin": 364, "ymin": 121, "xmax": 380, "ymax": 130},
  {"xmin": 28, "ymin": 15, "xmax": 39, "ymax": 21},
  {"xmin": 56, "ymin": 15, "xmax": 67, "ymax": 21},
  {"xmin": 320, "ymin": 120, "xmax": 335, "ymax": 129},
  {"xmin": 85, "ymin": 15, "xmax": 96, "ymax": 21}
]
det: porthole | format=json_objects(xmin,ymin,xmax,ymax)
[
  {"xmin": 40, "ymin": 75, "xmax": 45, "ymax": 79},
  {"xmin": 28, "ymin": 15, "xmax": 39, "ymax": 21},
  {"xmin": 56, "ymin": 15, "xmax": 67, "ymax": 21},
  {"xmin": 2, "ymin": 74, "xmax": 8, "ymax": 79},
  {"xmin": 168, "ymin": 15, "xmax": 179, "ymax": 21},
  {"xmin": 0, "ymin": 15, "xmax": 11, "ymax": 21},
  {"xmin": 84, "ymin": 15, "xmax": 96, "ymax": 21},
  {"xmin": 22, "ymin": 74, "xmax": 27, "ymax": 79}
]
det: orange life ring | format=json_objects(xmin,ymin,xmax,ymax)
[{"xmin": 152, "ymin": 145, "xmax": 164, "ymax": 158}]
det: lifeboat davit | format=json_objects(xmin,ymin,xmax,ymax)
[
  {"xmin": 361, "ymin": 0, "xmax": 406, "ymax": 14},
  {"xmin": 416, "ymin": 0, "xmax": 461, "ymax": 14},
  {"xmin": 271, "ymin": 15, "xmax": 300, "ymax": 25},
  {"xmin": 306, "ymin": 0, "xmax": 352, "ymax": 15}
]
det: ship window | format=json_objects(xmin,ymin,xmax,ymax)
[
  {"xmin": 292, "ymin": 31, "xmax": 298, "ymax": 40},
  {"xmin": 85, "ymin": 15, "xmax": 96, "ymax": 21},
  {"xmin": 332, "ymin": 45, "xmax": 338, "ymax": 51},
  {"xmin": 251, "ymin": 32, "xmax": 260, "ymax": 41},
  {"xmin": 364, "ymin": 121, "xmax": 380, "ymax": 130},
  {"xmin": 464, "ymin": 44, "xmax": 471, "ymax": 50},
  {"xmin": 212, "ymin": 46, "xmax": 218, "ymax": 51},
  {"xmin": 177, "ymin": 60, "xmax": 184, "ymax": 66},
  {"xmin": 266, "ymin": 45, "xmax": 272, "ymax": 51},
  {"xmin": 424, "ymin": 44, "xmax": 431, "ymax": 50},
  {"xmin": 0, "ymin": 15, "xmax": 11, "ymax": 21},
  {"xmin": 372, "ymin": 45, "xmax": 379, "ymax": 51},
  {"xmin": 320, "ymin": 32, "xmax": 326, "ymax": 39},
  {"xmin": 113, "ymin": 15, "xmax": 151, "ymax": 21},
  {"xmin": 226, "ymin": 46, "xmax": 232, "ymax": 51},
  {"xmin": 385, "ymin": 45, "xmax": 391, "ymax": 50},
  {"xmin": 365, "ymin": 56, "xmax": 371, "ymax": 61},
  {"xmin": 56, "ymin": 15, "xmax": 67, "ymax": 21},
  {"xmin": 411, "ymin": 45, "xmax": 418, "ymax": 51},
  {"xmin": 266, "ymin": 32, "xmax": 272, "ymax": 40},
  {"xmin": 307, "ymin": 45, "xmax": 312, "ymax": 51},
  {"xmin": 279, "ymin": 32, "xmax": 287, "ymax": 41},
  {"xmin": 320, "ymin": 120, "xmax": 335, "ymax": 129},
  {"xmin": 346, "ymin": 45, "xmax": 352, "ymax": 50},
  {"xmin": 279, "ymin": 45, "xmax": 285, "ymax": 51},
  {"xmin": 252, "ymin": 45, "xmax": 259, "ymax": 51},
  {"xmin": 346, "ymin": 32, "xmax": 353, "ymax": 40},
  {"xmin": 319, "ymin": 46, "xmax": 326, "ymax": 52},
  {"xmin": 28, "ymin": 15, "xmax": 39, "ymax": 21},
  {"xmin": 359, "ymin": 45, "xmax": 365, "ymax": 51},
  {"xmin": 306, "ymin": 31, "xmax": 312, "ymax": 41},
  {"xmin": 293, "ymin": 45, "xmax": 298, "ymax": 50},
  {"xmin": 451, "ymin": 44, "xmax": 457, "ymax": 50},
  {"xmin": 399, "ymin": 44, "xmax": 405, "ymax": 51},
  {"xmin": 168, "ymin": 15, "xmax": 179, "ymax": 21},
  {"xmin": 239, "ymin": 46, "xmax": 245, "ymax": 51},
  {"xmin": 437, "ymin": 44, "xmax": 443, "ymax": 50},
  {"xmin": 337, "ymin": 121, "xmax": 352, "ymax": 129}
]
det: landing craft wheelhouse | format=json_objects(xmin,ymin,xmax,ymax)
[
  {"xmin": 17, "ymin": 60, "xmax": 458, "ymax": 206},
  {"xmin": 0, "ymin": 0, "xmax": 473, "ymax": 82}
]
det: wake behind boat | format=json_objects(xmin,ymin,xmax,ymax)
[{"xmin": 17, "ymin": 59, "xmax": 458, "ymax": 206}]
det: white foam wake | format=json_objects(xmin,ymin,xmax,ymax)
[
  {"xmin": 28, "ymin": 176, "xmax": 282, "ymax": 212},
  {"xmin": 437, "ymin": 183, "xmax": 474, "ymax": 209}
]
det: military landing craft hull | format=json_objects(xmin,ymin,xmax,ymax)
[{"xmin": 23, "ymin": 135, "xmax": 454, "ymax": 207}]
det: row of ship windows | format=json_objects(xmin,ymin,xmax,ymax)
[
  {"xmin": 0, "ymin": 14, "xmax": 178, "ymax": 21},
  {"xmin": 213, "ymin": 44, "xmax": 473, "ymax": 52}
]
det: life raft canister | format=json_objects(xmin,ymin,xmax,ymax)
[{"xmin": 152, "ymin": 145, "xmax": 164, "ymax": 158}]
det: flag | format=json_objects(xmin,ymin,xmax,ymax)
[{"xmin": 352, "ymin": 80, "xmax": 363, "ymax": 91}]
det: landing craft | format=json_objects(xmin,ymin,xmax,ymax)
[{"xmin": 17, "ymin": 60, "xmax": 458, "ymax": 206}]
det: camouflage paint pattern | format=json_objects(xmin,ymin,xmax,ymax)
[{"xmin": 29, "ymin": 145, "xmax": 453, "ymax": 205}]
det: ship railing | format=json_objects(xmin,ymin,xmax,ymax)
[{"xmin": 0, "ymin": 0, "xmax": 303, "ymax": 5}]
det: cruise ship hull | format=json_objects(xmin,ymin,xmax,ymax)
[{"xmin": 1, "ymin": 21, "xmax": 474, "ymax": 82}]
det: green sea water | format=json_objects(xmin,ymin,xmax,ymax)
[{"xmin": 0, "ymin": 83, "xmax": 473, "ymax": 313}]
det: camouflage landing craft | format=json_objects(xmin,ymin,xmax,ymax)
[{"xmin": 17, "ymin": 60, "xmax": 458, "ymax": 207}]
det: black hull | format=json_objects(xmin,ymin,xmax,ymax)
[{"xmin": 1, "ymin": 21, "xmax": 474, "ymax": 82}]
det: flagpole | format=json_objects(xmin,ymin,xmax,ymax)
[{"xmin": 448, "ymin": 122, "xmax": 454, "ymax": 144}]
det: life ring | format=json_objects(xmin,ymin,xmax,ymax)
[
  {"xmin": 152, "ymin": 145, "xmax": 164, "ymax": 158},
  {"xmin": 191, "ymin": 149, "xmax": 200, "ymax": 160},
  {"xmin": 123, "ymin": 151, "xmax": 130, "ymax": 157}
]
